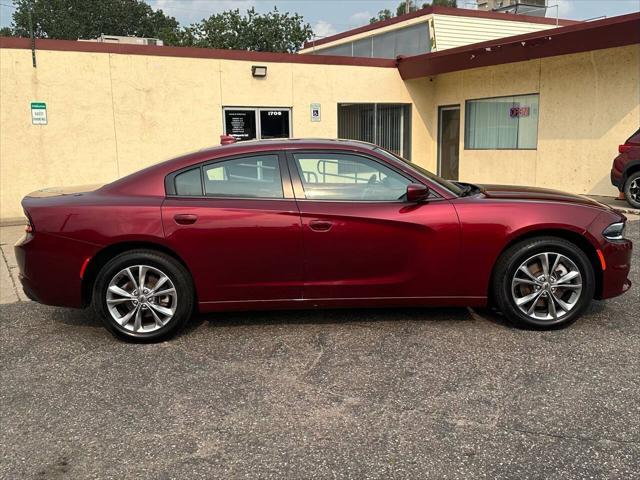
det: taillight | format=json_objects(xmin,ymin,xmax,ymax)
[
  {"xmin": 24, "ymin": 213, "xmax": 34, "ymax": 234},
  {"xmin": 619, "ymin": 144, "xmax": 632, "ymax": 154}
]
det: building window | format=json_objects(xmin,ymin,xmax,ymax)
[
  {"xmin": 223, "ymin": 107, "xmax": 291, "ymax": 141},
  {"xmin": 312, "ymin": 22, "xmax": 430, "ymax": 59},
  {"xmin": 465, "ymin": 94, "xmax": 539, "ymax": 150},
  {"xmin": 338, "ymin": 103, "xmax": 412, "ymax": 159}
]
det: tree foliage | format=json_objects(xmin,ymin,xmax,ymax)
[
  {"xmin": 9, "ymin": 0, "xmax": 181, "ymax": 44},
  {"xmin": 186, "ymin": 7, "xmax": 312, "ymax": 53},
  {"xmin": 371, "ymin": 0, "xmax": 457, "ymax": 23},
  {"xmin": 3, "ymin": 1, "xmax": 313, "ymax": 52}
]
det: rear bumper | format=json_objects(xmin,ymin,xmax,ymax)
[
  {"xmin": 14, "ymin": 232, "xmax": 99, "ymax": 308},
  {"xmin": 598, "ymin": 238, "xmax": 633, "ymax": 299}
]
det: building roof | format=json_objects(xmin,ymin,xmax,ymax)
[
  {"xmin": 0, "ymin": 12, "xmax": 637, "ymax": 78},
  {"xmin": 0, "ymin": 37, "xmax": 396, "ymax": 68},
  {"xmin": 397, "ymin": 12, "xmax": 640, "ymax": 80},
  {"xmin": 303, "ymin": 5, "xmax": 579, "ymax": 50}
]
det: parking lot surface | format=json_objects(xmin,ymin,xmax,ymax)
[{"xmin": 1, "ymin": 220, "xmax": 639, "ymax": 479}]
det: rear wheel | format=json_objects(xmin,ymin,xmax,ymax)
[
  {"xmin": 623, "ymin": 171, "xmax": 640, "ymax": 208},
  {"xmin": 492, "ymin": 237, "xmax": 595, "ymax": 329},
  {"xmin": 93, "ymin": 250, "xmax": 194, "ymax": 342}
]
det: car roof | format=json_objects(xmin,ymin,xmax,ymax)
[{"xmin": 198, "ymin": 138, "xmax": 378, "ymax": 155}]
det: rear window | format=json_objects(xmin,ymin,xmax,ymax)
[
  {"xmin": 175, "ymin": 168, "xmax": 202, "ymax": 196},
  {"xmin": 203, "ymin": 155, "xmax": 283, "ymax": 198}
]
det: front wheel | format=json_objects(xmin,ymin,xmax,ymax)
[
  {"xmin": 623, "ymin": 171, "xmax": 640, "ymax": 209},
  {"xmin": 492, "ymin": 237, "xmax": 595, "ymax": 329},
  {"xmin": 93, "ymin": 250, "xmax": 194, "ymax": 342}
]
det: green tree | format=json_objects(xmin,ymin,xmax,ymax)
[
  {"xmin": 370, "ymin": 9, "xmax": 393, "ymax": 24},
  {"xmin": 0, "ymin": 27, "xmax": 13, "ymax": 37},
  {"xmin": 8, "ymin": 0, "xmax": 181, "ymax": 45},
  {"xmin": 374, "ymin": 0, "xmax": 457, "ymax": 20},
  {"xmin": 191, "ymin": 7, "xmax": 312, "ymax": 53}
]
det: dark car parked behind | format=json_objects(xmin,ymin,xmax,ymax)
[{"xmin": 611, "ymin": 128, "xmax": 640, "ymax": 208}]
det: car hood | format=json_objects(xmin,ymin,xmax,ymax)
[
  {"xmin": 25, "ymin": 184, "xmax": 104, "ymax": 198},
  {"xmin": 478, "ymin": 184, "xmax": 612, "ymax": 210}
]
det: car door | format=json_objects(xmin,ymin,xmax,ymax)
[
  {"xmin": 287, "ymin": 150, "xmax": 461, "ymax": 301},
  {"xmin": 162, "ymin": 151, "xmax": 303, "ymax": 305}
]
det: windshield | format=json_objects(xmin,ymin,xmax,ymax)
[{"xmin": 373, "ymin": 148, "xmax": 465, "ymax": 196}]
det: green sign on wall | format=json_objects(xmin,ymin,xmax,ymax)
[{"xmin": 31, "ymin": 102, "xmax": 47, "ymax": 125}]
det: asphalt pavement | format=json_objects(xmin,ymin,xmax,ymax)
[{"xmin": 1, "ymin": 221, "xmax": 639, "ymax": 479}]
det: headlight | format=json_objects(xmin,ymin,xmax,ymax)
[{"xmin": 603, "ymin": 222, "xmax": 626, "ymax": 241}]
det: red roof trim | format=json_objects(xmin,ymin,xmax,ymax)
[
  {"xmin": 303, "ymin": 5, "xmax": 579, "ymax": 50},
  {"xmin": 0, "ymin": 37, "xmax": 397, "ymax": 68},
  {"xmin": 397, "ymin": 13, "xmax": 640, "ymax": 80}
]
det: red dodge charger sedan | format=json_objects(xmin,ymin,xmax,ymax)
[{"xmin": 16, "ymin": 139, "xmax": 633, "ymax": 341}]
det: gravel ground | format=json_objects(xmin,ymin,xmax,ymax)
[{"xmin": 1, "ymin": 221, "xmax": 638, "ymax": 479}]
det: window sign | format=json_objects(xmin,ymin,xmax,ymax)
[
  {"xmin": 310, "ymin": 103, "xmax": 321, "ymax": 122},
  {"xmin": 31, "ymin": 102, "xmax": 47, "ymax": 125},
  {"xmin": 224, "ymin": 110, "xmax": 256, "ymax": 140},
  {"xmin": 223, "ymin": 107, "xmax": 292, "ymax": 141},
  {"xmin": 509, "ymin": 105, "xmax": 530, "ymax": 118}
]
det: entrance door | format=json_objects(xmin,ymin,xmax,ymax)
[{"xmin": 438, "ymin": 106, "xmax": 460, "ymax": 180}]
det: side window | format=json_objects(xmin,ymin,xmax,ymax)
[
  {"xmin": 293, "ymin": 152, "xmax": 410, "ymax": 201},
  {"xmin": 203, "ymin": 154, "xmax": 283, "ymax": 198},
  {"xmin": 174, "ymin": 168, "xmax": 203, "ymax": 196}
]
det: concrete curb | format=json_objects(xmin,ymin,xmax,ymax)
[
  {"xmin": 0, "ymin": 217, "xmax": 26, "ymax": 227},
  {"xmin": 587, "ymin": 196, "xmax": 640, "ymax": 216},
  {"xmin": 611, "ymin": 206, "xmax": 640, "ymax": 216}
]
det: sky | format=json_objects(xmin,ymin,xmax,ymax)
[{"xmin": 1, "ymin": 0, "xmax": 639, "ymax": 38}]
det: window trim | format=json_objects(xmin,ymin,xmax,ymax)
[
  {"xmin": 463, "ymin": 92, "xmax": 540, "ymax": 151},
  {"xmin": 285, "ymin": 149, "xmax": 431, "ymax": 203},
  {"xmin": 165, "ymin": 150, "xmax": 294, "ymax": 200}
]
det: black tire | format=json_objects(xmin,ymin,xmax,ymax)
[
  {"xmin": 623, "ymin": 171, "xmax": 640, "ymax": 209},
  {"xmin": 92, "ymin": 249, "xmax": 194, "ymax": 342},
  {"xmin": 492, "ymin": 237, "xmax": 595, "ymax": 330}
]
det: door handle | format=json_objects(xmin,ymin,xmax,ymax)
[
  {"xmin": 174, "ymin": 214, "xmax": 198, "ymax": 225},
  {"xmin": 309, "ymin": 220, "xmax": 333, "ymax": 232}
]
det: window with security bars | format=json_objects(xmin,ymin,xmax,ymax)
[{"xmin": 338, "ymin": 103, "xmax": 411, "ymax": 160}]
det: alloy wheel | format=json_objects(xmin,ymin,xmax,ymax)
[
  {"xmin": 106, "ymin": 265, "xmax": 177, "ymax": 332},
  {"xmin": 629, "ymin": 178, "xmax": 640, "ymax": 203},
  {"xmin": 511, "ymin": 252, "xmax": 583, "ymax": 322}
]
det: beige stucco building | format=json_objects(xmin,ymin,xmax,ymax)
[{"xmin": 0, "ymin": 7, "xmax": 639, "ymax": 220}]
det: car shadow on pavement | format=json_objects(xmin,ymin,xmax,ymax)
[
  {"xmin": 4, "ymin": 300, "xmax": 598, "ymax": 341},
  {"xmin": 180, "ymin": 306, "xmax": 513, "ymax": 338}
]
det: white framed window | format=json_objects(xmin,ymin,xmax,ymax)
[
  {"xmin": 338, "ymin": 103, "xmax": 412, "ymax": 159},
  {"xmin": 465, "ymin": 94, "xmax": 539, "ymax": 150},
  {"xmin": 223, "ymin": 107, "xmax": 292, "ymax": 142}
]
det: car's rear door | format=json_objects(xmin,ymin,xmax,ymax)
[
  {"xmin": 287, "ymin": 149, "xmax": 461, "ymax": 301},
  {"xmin": 162, "ymin": 151, "xmax": 303, "ymax": 305}
]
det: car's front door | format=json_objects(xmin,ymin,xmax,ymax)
[
  {"xmin": 287, "ymin": 150, "xmax": 461, "ymax": 301},
  {"xmin": 162, "ymin": 151, "xmax": 303, "ymax": 305}
]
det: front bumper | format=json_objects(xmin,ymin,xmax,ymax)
[{"xmin": 599, "ymin": 238, "xmax": 633, "ymax": 299}]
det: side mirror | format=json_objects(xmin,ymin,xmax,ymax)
[{"xmin": 406, "ymin": 183, "xmax": 430, "ymax": 203}]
